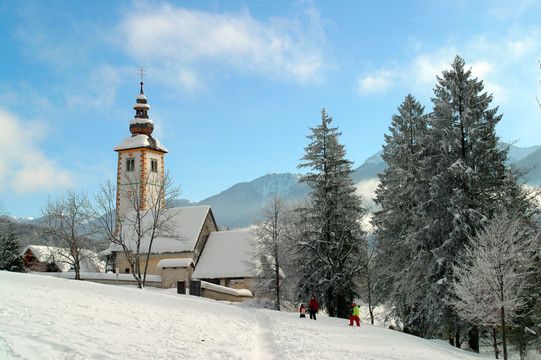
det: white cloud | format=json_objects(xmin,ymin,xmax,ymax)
[
  {"xmin": 0, "ymin": 108, "xmax": 74, "ymax": 194},
  {"xmin": 357, "ymin": 71, "xmax": 395, "ymax": 95},
  {"xmin": 117, "ymin": 3, "xmax": 327, "ymax": 89},
  {"xmin": 412, "ymin": 53, "xmax": 455, "ymax": 85}
]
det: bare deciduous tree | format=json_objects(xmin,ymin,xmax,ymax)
[
  {"xmin": 95, "ymin": 170, "xmax": 182, "ymax": 288},
  {"xmin": 252, "ymin": 195, "xmax": 296, "ymax": 310},
  {"xmin": 41, "ymin": 190, "xmax": 100, "ymax": 280}
]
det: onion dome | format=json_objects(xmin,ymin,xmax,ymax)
[{"xmin": 129, "ymin": 82, "xmax": 154, "ymax": 136}]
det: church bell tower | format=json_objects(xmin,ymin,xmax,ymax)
[{"xmin": 113, "ymin": 80, "xmax": 168, "ymax": 224}]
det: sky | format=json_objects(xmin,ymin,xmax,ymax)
[{"xmin": 1, "ymin": 0, "xmax": 541, "ymax": 218}]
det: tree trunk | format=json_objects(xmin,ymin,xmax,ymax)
[
  {"xmin": 366, "ymin": 270, "xmax": 375, "ymax": 325},
  {"xmin": 336, "ymin": 292, "xmax": 349, "ymax": 319},
  {"xmin": 501, "ymin": 307, "xmax": 508, "ymax": 360},
  {"xmin": 275, "ymin": 263, "xmax": 281, "ymax": 311},
  {"xmin": 491, "ymin": 327, "xmax": 500, "ymax": 359},
  {"xmin": 468, "ymin": 326, "xmax": 479, "ymax": 353},
  {"xmin": 326, "ymin": 287, "xmax": 334, "ymax": 317}
]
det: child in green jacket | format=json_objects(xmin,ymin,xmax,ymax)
[{"xmin": 349, "ymin": 302, "xmax": 360, "ymax": 326}]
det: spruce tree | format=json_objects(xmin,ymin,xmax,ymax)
[
  {"xmin": 296, "ymin": 109, "xmax": 368, "ymax": 318},
  {"xmin": 372, "ymin": 94, "xmax": 430, "ymax": 333},
  {"xmin": 0, "ymin": 222, "xmax": 25, "ymax": 272},
  {"xmin": 418, "ymin": 55, "xmax": 533, "ymax": 344}
]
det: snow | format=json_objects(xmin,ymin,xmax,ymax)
[
  {"xmin": 157, "ymin": 258, "xmax": 194, "ymax": 268},
  {"xmin": 0, "ymin": 271, "xmax": 488, "ymax": 360},
  {"xmin": 200, "ymin": 280, "xmax": 253, "ymax": 297},
  {"xmin": 192, "ymin": 230, "xmax": 255, "ymax": 279},
  {"xmin": 129, "ymin": 117, "xmax": 152, "ymax": 124},
  {"xmin": 132, "ymin": 103, "xmax": 150, "ymax": 110},
  {"xmin": 113, "ymin": 134, "xmax": 168, "ymax": 152},
  {"xmin": 36, "ymin": 271, "xmax": 162, "ymax": 282}
]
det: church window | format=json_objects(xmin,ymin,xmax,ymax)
[
  {"xmin": 151, "ymin": 159, "xmax": 158, "ymax": 173},
  {"xmin": 126, "ymin": 158, "xmax": 135, "ymax": 172}
]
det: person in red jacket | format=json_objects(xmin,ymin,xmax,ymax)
[
  {"xmin": 299, "ymin": 303, "xmax": 307, "ymax": 318},
  {"xmin": 308, "ymin": 296, "xmax": 319, "ymax": 320}
]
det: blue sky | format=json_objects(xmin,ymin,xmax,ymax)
[{"xmin": 1, "ymin": 0, "xmax": 540, "ymax": 218}]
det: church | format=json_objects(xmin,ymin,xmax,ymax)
[{"xmin": 101, "ymin": 80, "xmax": 258, "ymax": 301}]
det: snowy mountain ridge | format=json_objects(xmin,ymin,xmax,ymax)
[{"xmin": 250, "ymin": 172, "xmax": 304, "ymax": 199}]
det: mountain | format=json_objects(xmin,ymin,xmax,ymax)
[
  {"xmin": 507, "ymin": 144, "xmax": 541, "ymax": 163},
  {"xmin": 512, "ymin": 147, "xmax": 541, "ymax": 185},
  {"xmin": 197, "ymin": 173, "xmax": 310, "ymax": 228}
]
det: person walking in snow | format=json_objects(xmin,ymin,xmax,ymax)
[
  {"xmin": 299, "ymin": 303, "xmax": 307, "ymax": 318},
  {"xmin": 349, "ymin": 302, "xmax": 360, "ymax": 327},
  {"xmin": 308, "ymin": 296, "xmax": 319, "ymax": 320}
]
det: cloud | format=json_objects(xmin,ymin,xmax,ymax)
[
  {"xmin": 117, "ymin": 2, "xmax": 327, "ymax": 90},
  {"xmin": 357, "ymin": 70, "xmax": 395, "ymax": 95},
  {"xmin": 356, "ymin": 23, "xmax": 541, "ymax": 100},
  {"xmin": 355, "ymin": 178, "xmax": 379, "ymax": 204},
  {"xmin": 0, "ymin": 108, "xmax": 74, "ymax": 194}
]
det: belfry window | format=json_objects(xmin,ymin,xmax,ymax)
[
  {"xmin": 151, "ymin": 159, "xmax": 158, "ymax": 173},
  {"xmin": 126, "ymin": 158, "xmax": 135, "ymax": 172}
]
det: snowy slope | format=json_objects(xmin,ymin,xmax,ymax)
[{"xmin": 0, "ymin": 272, "xmax": 488, "ymax": 360}]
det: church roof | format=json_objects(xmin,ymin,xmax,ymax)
[
  {"xmin": 114, "ymin": 134, "xmax": 168, "ymax": 152},
  {"xmin": 192, "ymin": 230, "xmax": 256, "ymax": 279},
  {"xmin": 119, "ymin": 205, "xmax": 213, "ymax": 254}
]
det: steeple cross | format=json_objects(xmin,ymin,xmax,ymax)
[{"xmin": 138, "ymin": 65, "xmax": 146, "ymax": 81}]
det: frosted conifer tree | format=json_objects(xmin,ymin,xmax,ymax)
[
  {"xmin": 0, "ymin": 222, "xmax": 25, "ymax": 272},
  {"xmin": 418, "ymin": 55, "xmax": 533, "ymax": 345},
  {"xmin": 296, "ymin": 109, "xmax": 368, "ymax": 318},
  {"xmin": 372, "ymin": 94, "xmax": 429, "ymax": 332}
]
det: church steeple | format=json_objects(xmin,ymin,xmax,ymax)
[
  {"xmin": 114, "ymin": 75, "xmax": 168, "ymax": 224},
  {"xmin": 130, "ymin": 81, "xmax": 154, "ymax": 136}
]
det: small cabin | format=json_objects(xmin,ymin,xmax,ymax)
[{"xmin": 21, "ymin": 245, "xmax": 105, "ymax": 273}]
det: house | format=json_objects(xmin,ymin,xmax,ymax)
[
  {"xmin": 22, "ymin": 245, "xmax": 105, "ymax": 273},
  {"xmin": 192, "ymin": 230, "xmax": 256, "ymax": 290}
]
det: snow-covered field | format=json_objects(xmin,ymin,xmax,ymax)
[{"xmin": 0, "ymin": 271, "xmax": 488, "ymax": 359}]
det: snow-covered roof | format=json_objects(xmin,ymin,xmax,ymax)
[
  {"xmin": 119, "ymin": 206, "xmax": 213, "ymax": 254},
  {"xmin": 192, "ymin": 230, "xmax": 256, "ymax": 279},
  {"xmin": 132, "ymin": 103, "xmax": 150, "ymax": 110},
  {"xmin": 129, "ymin": 117, "xmax": 152, "ymax": 125},
  {"xmin": 114, "ymin": 134, "xmax": 168, "ymax": 153},
  {"xmin": 157, "ymin": 258, "xmax": 194, "ymax": 268},
  {"xmin": 22, "ymin": 245, "xmax": 105, "ymax": 273}
]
